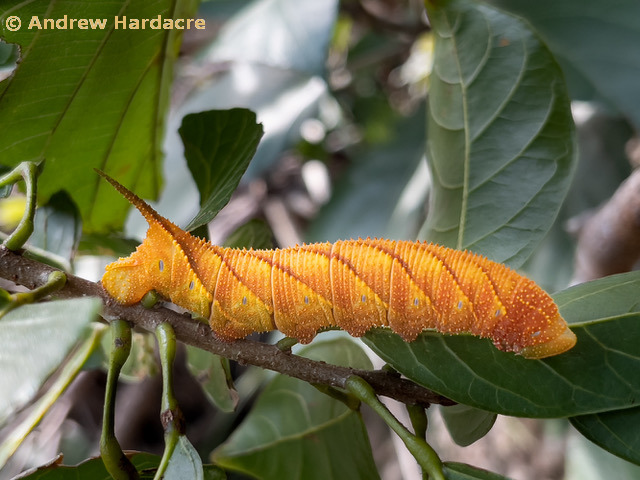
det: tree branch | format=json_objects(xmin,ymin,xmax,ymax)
[
  {"xmin": 572, "ymin": 168, "xmax": 640, "ymax": 283},
  {"xmin": 0, "ymin": 246, "xmax": 454, "ymax": 407}
]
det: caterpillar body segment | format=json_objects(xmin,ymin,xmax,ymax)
[{"xmin": 97, "ymin": 171, "xmax": 576, "ymax": 359}]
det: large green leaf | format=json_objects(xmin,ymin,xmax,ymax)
[
  {"xmin": 213, "ymin": 338, "xmax": 380, "ymax": 480},
  {"xmin": 364, "ymin": 271, "xmax": 640, "ymax": 418},
  {"xmin": 178, "ymin": 108, "xmax": 264, "ymax": 231},
  {"xmin": 0, "ymin": 324, "xmax": 105, "ymax": 470},
  {"xmin": 0, "ymin": 0, "xmax": 198, "ymax": 232},
  {"xmin": 223, "ymin": 219, "xmax": 274, "ymax": 250},
  {"xmin": 571, "ymin": 407, "xmax": 640, "ymax": 466},
  {"xmin": 421, "ymin": 0, "xmax": 575, "ymax": 267},
  {"xmin": 486, "ymin": 0, "xmax": 640, "ymax": 129},
  {"xmin": 0, "ymin": 298, "xmax": 101, "ymax": 426}
]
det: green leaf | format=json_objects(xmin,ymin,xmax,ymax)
[
  {"xmin": 550, "ymin": 271, "xmax": 640, "ymax": 321},
  {"xmin": 421, "ymin": 0, "xmax": 575, "ymax": 267},
  {"xmin": 187, "ymin": 346, "xmax": 238, "ymax": 413},
  {"xmin": 443, "ymin": 462, "xmax": 511, "ymax": 479},
  {"xmin": 164, "ymin": 435, "xmax": 204, "ymax": 480},
  {"xmin": 178, "ymin": 109, "xmax": 264, "ymax": 231},
  {"xmin": 571, "ymin": 407, "xmax": 640, "ymax": 466},
  {"xmin": 14, "ymin": 452, "xmax": 160, "ymax": 479},
  {"xmin": 440, "ymin": 405, "xmax": 497, "ymax": 447},
  {"xmin": 78, "ymin": 233, "xmax": 140, "ymax": 258},
  {"xmin": 364, "ymin": 271, "xmax": 640, "ymax": 418},
  {"xmin": 0, "ymin": 0, "xmax": 199, "ymax": 232},
  {"xmin": 0, "ymin": 324, "xmax": 105, "ymax": 470},
  {"xmin": 486, "ymin": 0, "xmax": 640, "ymax": 129},
  {"xmin": 223, "ymin": 219, "xmax": 274, "ymax": 250},
  {"xmin": 213, "ymin": 338, "xmax": 379, "ymax": 480},
  {"xmin": 0, "ymin": 298, "xmax": 100, "ymax": 426}
]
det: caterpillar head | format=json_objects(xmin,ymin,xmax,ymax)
[
  {"xmin": 102, "ymin": 222, "xmax": 211, "ymax": 319},
  {"xmin": 492, "ymin": 278, "xmax": 576, "ymax": 359},
  {"xmin": 519, "ymin": 321, "xmax": 576, "ymax": 359},
  {"xmin": 98, "ymin": 171, "xmax": 211, "ymax": 318},
  {"xmin": 101, "ymin": 222, "xmax": 172, "ymax": 305}
]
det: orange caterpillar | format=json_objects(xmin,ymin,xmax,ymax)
[{"xmin": 98, "ymin": 172, "xmax": 576, "ymax": 359}]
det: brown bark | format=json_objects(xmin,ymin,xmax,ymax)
[{"xmin": 572, "ymin": 168, "xmax": 640, "ymax": 283}]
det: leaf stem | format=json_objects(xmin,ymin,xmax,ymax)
[
  {"xmin": 0, "ymin": 161, "xmax": 40, "ymax": 251},
  {"xmin": 100, "ymin": 319, "xmax": 139, "ymax": 480},
  {"xmin": 154, "ymin": 322, "xmax": 185, "ymax": 480},
  {"xmin": 0, "ymin": 271, "xmax": 67, "ymax": 318},
  {"xmin": 312, "ymin": 383, "xmax": 361, "ymax": 410},
  {"xmin": 141, "ymin": 290, "xmax": 159, "ymax": 309},
  {"xmin": 407, "ymin": 403, "xmax": 429, "ymax": 440},
  {"xmin": 275, "ymin": 336, "xmax": 298, "ymax": 352},
  {"xmin": 345, "ymin": 375, "xmax": 445, "ymax": 480}
]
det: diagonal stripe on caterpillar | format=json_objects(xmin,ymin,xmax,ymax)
[{"xmin": 97, "ymin": 171, "xmax": 576, "ymax": 359}]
